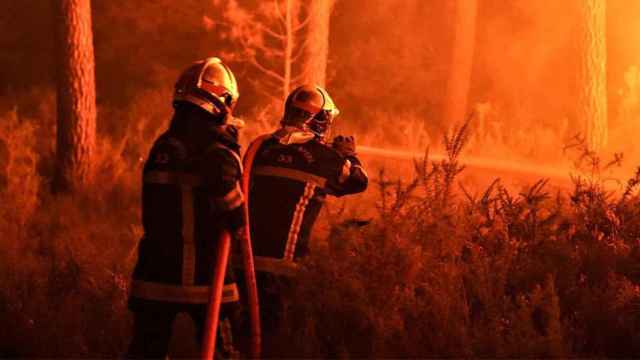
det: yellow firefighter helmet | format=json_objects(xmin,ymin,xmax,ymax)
[
  {"xmin": 282, "ymin": 85, "xmax": 340, "ymax": 139},
  {"xmin": 173, "ymin": 57, "xmax": 240, "ymax": 124}
]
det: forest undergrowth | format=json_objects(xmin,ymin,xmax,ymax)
[{"xmin": 1, "ymin": 102, "xmax": 640, "ymax": 358}]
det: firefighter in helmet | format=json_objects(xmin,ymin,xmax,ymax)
[
  {"xmin": 127, "ymin": 57, "xmax": 245, "ymax": 358},
  {"xmin": 242, "ymin": 85, "xmax": 368, "ymax": 354}
]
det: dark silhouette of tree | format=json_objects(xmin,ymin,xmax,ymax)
[{"xmin": 54, "ymin": 0, "xmax": 97, "ymax": 191}]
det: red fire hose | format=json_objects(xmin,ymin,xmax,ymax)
[
  {"xmin": 202, "ymin": 230, "xmax": 232, "ymax": 360},
  {"xmin": 240, "ymin": 135, "xmax": 271, "ymax": 358},
  {"xmin": 202, "ymin": 135, "xmax": 269, "ymax": 359}
]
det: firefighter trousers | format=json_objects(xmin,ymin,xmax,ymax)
[
  {"xmin": 235, "ymin": 271, "xmax": 293, "ymax": 357},
  {"xmin": 126, "ymin": 300, "xmax": 239, "ymax": 359}
]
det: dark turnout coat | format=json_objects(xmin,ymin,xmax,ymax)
[
  {"xmin": 129, "ymin": 116, "xmax": 245, "ymax": 308},
  {"xmin": 246, "ymin": 128, "xmax": 368, "ymax": 276}
]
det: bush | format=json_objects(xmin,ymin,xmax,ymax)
[
  {"xmin": 0, "ymin": 99, "xmax": 141, "ymax": 357},
  {"xmin": 1, "ymin": 101, "xmax": 640, "ymax": 357},
  {"xmin": 277, "ymin": 121, "xmax": 640, "ymax": 358}
]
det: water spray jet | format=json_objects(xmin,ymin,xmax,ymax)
[{"xmin": 358, "ymin": 145, "xmax": 575, "ymax": 182}]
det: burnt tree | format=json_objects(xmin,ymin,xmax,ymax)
[
  {"xmin": 578, "ymin": 0, "xmax": 608, "ymax": 152},
  {"xmin": 443, "ymin": 0, "xmax": 477, "ymax": 127},
  {"xmin": 54, "ymin": 0, "xmax": 97, "ymax": 191}
]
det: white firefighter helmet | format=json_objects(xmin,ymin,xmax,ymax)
[
  {"xmin": 282, "ymin": 85, "xmax": 340, "ymax": 139},
  {"xmin": 174, "ymin": 57, "xmax": 241, "ymax": 126}
]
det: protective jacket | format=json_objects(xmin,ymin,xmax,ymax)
[
  {"xmin": 246, "ymin": 128, "xmax": 368, "ymax": 276},
  {"xmin": 129, "ymin": 112, "xmax": 245, "ymax": 308}
]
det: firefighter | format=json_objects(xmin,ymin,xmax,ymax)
[
  {"xmin": 127, "ymin": 57, "xmax": 245, "ymax": 359},
  {"xmin": 242, "ymin": 85, "xmax": 368, "ymax": 354}
]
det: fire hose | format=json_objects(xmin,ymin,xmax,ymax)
[
  {"xmin": 202, "ymin": 137, "xmax": 269, "ymax": 359},
  {"xmin": 238, "ymin": 135, "xmax": 273, "ymax": 358},
  {"xmin": 202, "ymin": 230, "xmax": 232, "ymax": 360}
]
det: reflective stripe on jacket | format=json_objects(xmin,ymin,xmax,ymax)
[
  {"xmin": 130, "ymin": 129, "xmax": 244, "ymax": 305},
  {"xmin": 246, "ymin": 131, "xmax": 368, "ymax": 275}
]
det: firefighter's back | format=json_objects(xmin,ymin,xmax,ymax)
[
  {"xmin": 249, "ymin": 135, "xmax": 355, "ymax": 265},
  {"xmin": 136, "ymin": 133, "xmax": 191, "ymax": 287},
  {"xmin": 132, "ymin": 128, "xmax": 242, "ymax": 305}
]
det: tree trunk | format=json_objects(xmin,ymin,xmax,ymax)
[
  {"xmin": 301, "ymin": 0, "xmax": 335, "ymax": 87},
  {"xmin": 443, "ymin": 0, "xmax": 477, "ymax": 126},
  {"xmin": 579, "ymin": 0, "xmax": 608, "ymax": 152},
  {"xmin": 54, "ymin": 0, "xmax": 97, "ymax": 192}
]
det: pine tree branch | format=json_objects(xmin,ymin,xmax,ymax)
[
  {"xmin": 254, "ymin": 42, "xmax": 285, "ymax": 59},
  {"xmin": 249, "ymin": 77, "xmax": 282, "ymax": 102},
  {"xmin": 291, "ymin": 40, "xmax": 306, "ymax": 61},
  {"xmin": 249, "ymin": 57, "xmax": 285, "ymax": 83},
  {"xmin": 258, "ymin": 23, "xmax": 286, "ymax": 40},
  {"xmin": 293, "ymin": 11, "xmax": 311, "ymax": 32},
  {"xmin": 291, "ymin": 72, "xmax": 308, "ymax": 85},
  {"xmin": 274, "ymin": 0, "xmax": 287, "ymax": 24}
]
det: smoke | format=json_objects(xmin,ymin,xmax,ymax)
[{"xmin": 1, "ymin": 0, "xmax": 639, "ymax": 168}]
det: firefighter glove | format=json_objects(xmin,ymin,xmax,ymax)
[{"xmin": 332, "ymin": 135, "xmax": 356, "ymax": 157}]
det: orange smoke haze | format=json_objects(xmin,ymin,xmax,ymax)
[
  {"xmin": 1, "ymin": 0, "xmax": 640, "ymax": 176},
  {"xmin": 4, "ymin": 2, "xmax": 640, "ymax": 358}
]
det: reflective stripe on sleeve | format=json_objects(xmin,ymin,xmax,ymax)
[
  {"xmin": 130, "ymin": 281, "xmax": 240, "ymax": 304},
  {"xmin": 222, "ymin": 283, "xmax": 240, "ymax": 303},
  {"xmin": 211, "ymin": 182, "xmax": 244, "ymax": 211},
  {"xmin": 252, "ymin": 166, "xmax": 327, "ymax": 187}
]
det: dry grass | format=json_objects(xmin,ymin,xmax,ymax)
[
  {"xmin": 1, "ymin": 96, "xmax": 640, "ymax": 357},
  {"xmin": 0, "ymin": 96, "xmax": 142, "ymax": 357}
]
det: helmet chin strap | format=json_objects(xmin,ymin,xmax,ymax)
[
  {"xmin": 303, "ymin": 120, "xmax": 333, "ymax": 143},
  {"xmin": 322, "ymin": 127, "xmax": 332, "ymax": 143},
  {"xmin": 305, "ymin": 128, "xmax": 330, "ymax": 144},
  {"xmin": 304, "ymin": 126, "xmax": 326, "ymax": 141},
  {"xmin": 208, "ymin": 94, "xmax": 244, "ymax": 131}
]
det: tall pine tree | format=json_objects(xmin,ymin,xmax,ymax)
[
  {"xmin": 54, "ymin": 0, "xmax": 97, "ymax": 191},
  {"xmin": 578, "ymin": 0, "xmax": 608, "ymax": 152}
]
